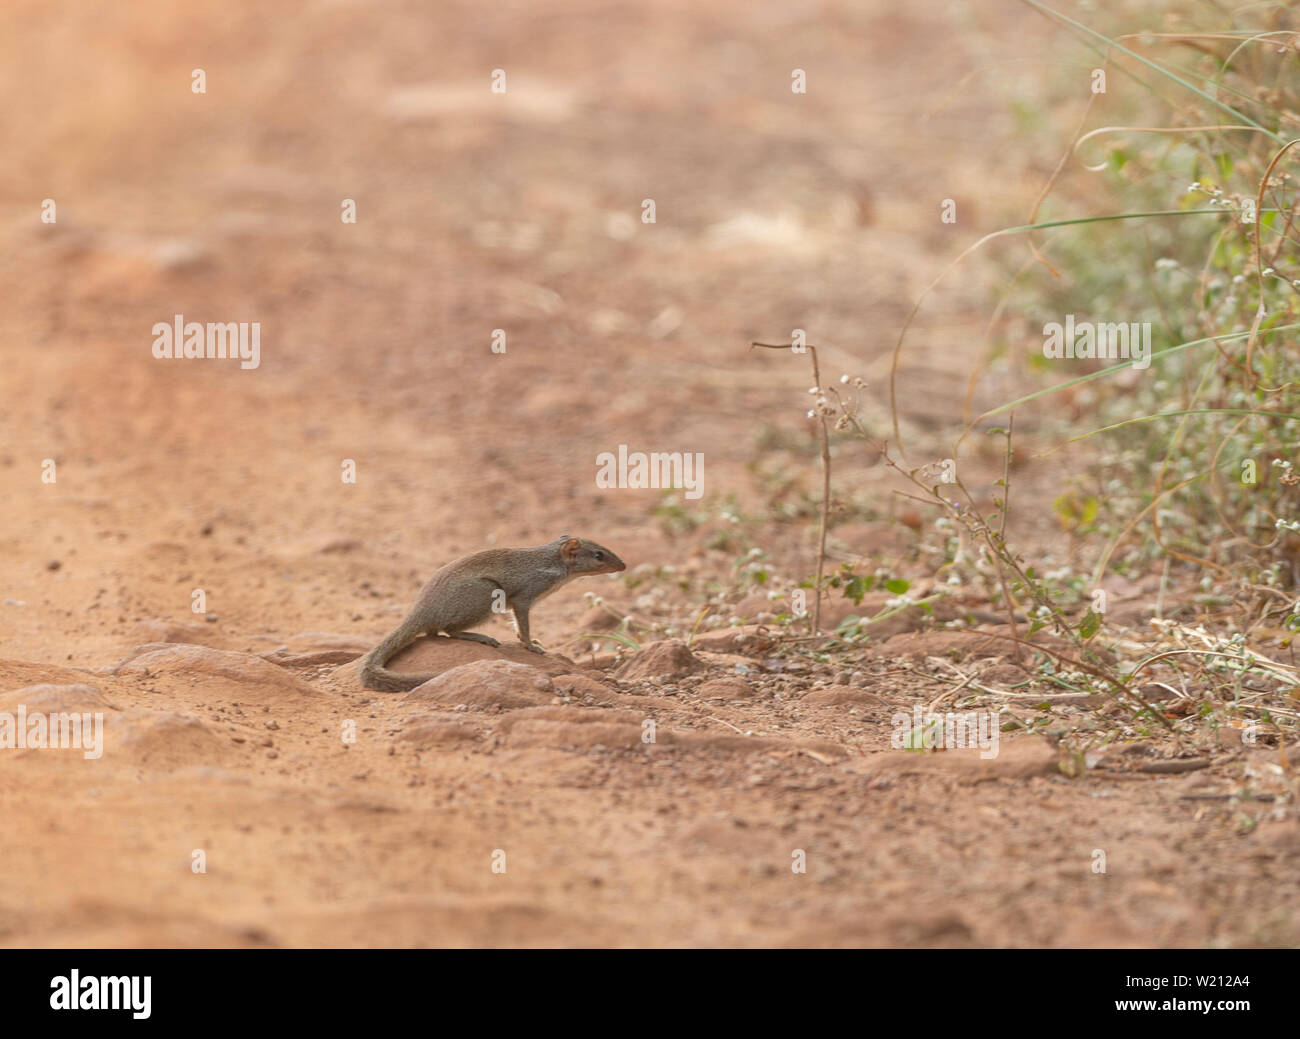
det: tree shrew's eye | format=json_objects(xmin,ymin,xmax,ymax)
[{"xmin": 594, "ymin": 552, "xmax": 604, "ymax": 560}]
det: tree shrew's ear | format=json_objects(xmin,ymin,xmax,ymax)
[{"xmin": 562, "ymin": 537, "xmax": 582, "ymax": 559}]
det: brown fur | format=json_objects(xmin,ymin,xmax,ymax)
[{"xmin": 358, "ymin": 535, "xmax": 625, "ymax": 692}]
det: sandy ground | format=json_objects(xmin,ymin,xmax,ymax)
[{"xmin": 0, "ymin": 0, "xmax": 1296, "ymax": 947}]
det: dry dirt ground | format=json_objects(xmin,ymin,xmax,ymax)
[{"xmin": 0, "ymin": 0, "xmax": 1296, "ymax": 947}]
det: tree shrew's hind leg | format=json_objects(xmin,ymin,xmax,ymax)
[{"xmin": 446, "ymin": 630, "xmax": 501, "ymax": 647}]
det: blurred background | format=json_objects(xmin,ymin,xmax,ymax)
[
  {"xmin": 3, "ymin": 0, "xmax": 1298, "ymax": 948},
  {"xmin": 0, "ymin": 0, "xmax": 1051, "ymax": 665}
]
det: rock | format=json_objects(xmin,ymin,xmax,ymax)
[
  {"xmin": 113, "ymin": 710, "xmax": 234, "ymax": 769},
  {"xmin": 0, "ymin": 684, "xmax": 117, "ymax": 761},
  {"xmin": 698, "ymin": 678, "xmax": 758, "ymax": 700},
  {"xmin": 386, "ymin": 636, "xmax": 581, "ymax": 681},
  {"xmin": 801, "ymin": 687, "xmax": 887, "ymax": 707},
  {"xmin": 261, "ymin": 632, "xmax": 373, "ymax": 667},
  {"xmin": 730, "ymin": 594, "xmax": 777, "ymax": 622},
  {"xmin": 552, "ymin": 673, "xmax": 617, "ymax": 699},
  {"xmin": 615, "ymin": 639, "xmax": 703, "ymax": 680},
  {"xmin": 503, "ymin": 719, "xmax": 646, "ymax": 751},
  {"xmin": 689, "ymin": 626, "xmax": 776, "ymax": 654},
  {"xmin": 396, "ymin": 715, "xmax": 482, "ymax": 748},
  {"xmin": 112, "ymin": 644, "xmax": 322, "ymax": 699},
  {"xmin": 0, "ymin": 683, "xmax": 117, "ymax": 713},
  {"xmin": 404, "ymin": 659, "xmax": 553, "ymax": 709},
  {"xmin": 693, "ymin": 651, "xmax": 756, "ymax": 671},
  {"xmin": 0, "ymin": 659, "xmax": 94, "ymax": 688},
  {"xmin": 845, "ymin": 738, "xmax": 1058, "ymax": 782},
  {"xmin": 263, "ymin": 649, "xmax": 363, "ymax": 667}
]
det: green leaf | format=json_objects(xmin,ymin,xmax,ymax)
[
  {"xmin": 1079, "ymin": 609, "xmax": 1102, "ymax": 639},
  {"xmin": 843, "ymin": 574, "xmax": 872, "ymax": 604}
]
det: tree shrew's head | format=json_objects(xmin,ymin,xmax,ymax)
[{"xmin": 558, "ymin": 536, "xmax": 626, "ymax": 575}]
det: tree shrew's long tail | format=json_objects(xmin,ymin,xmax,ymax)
[{"xmin": 357, "ymin": 622, "xmax": 437, "ymax": 692}]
